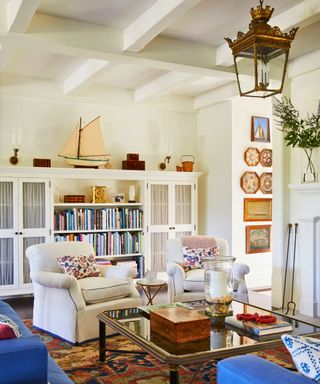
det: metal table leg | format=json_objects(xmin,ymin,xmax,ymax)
[
  {"xmin": 169, "ymin": 365, "xmax": 179, "ymax": 384},
  {"xmin": 98, "ymin": 320, "xmax": 106, "ymax": 363}
]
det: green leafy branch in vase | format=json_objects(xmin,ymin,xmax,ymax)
[{"xmin": 273, "ymin": 97, "xmax": 320, "ymax": 179}]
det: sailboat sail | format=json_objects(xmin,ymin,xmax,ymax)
[{"xmin": 59, "ymin": 116, "xmax": 109, "ymax": 166}]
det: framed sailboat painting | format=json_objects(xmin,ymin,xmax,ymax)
[{"xmin": 251, "ymin": 116, "xmax": 270, "ymax": 143}]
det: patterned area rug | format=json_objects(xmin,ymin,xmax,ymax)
[{"xmin": 24, "ymin": 320, "xmax": 295, "ymax": 384}]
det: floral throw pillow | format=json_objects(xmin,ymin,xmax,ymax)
[
  {"xmin": 282, "ymin": 334, "xmax": 320, "ymax": 382},
  {"xmin": 0, "ymin": 314, "xmax": 22, "ymax": 339},
  {"xmin": 182, "ymin": 246, "xmax": 219, "ymax": 271},
  {"xmin": 57, "ymin": 254, "xmax": 101, "ymax": 279}
]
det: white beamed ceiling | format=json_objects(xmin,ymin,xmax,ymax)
[{"xmin": 0, "ymin": 0, "xmax": 319, "ymax": 109}]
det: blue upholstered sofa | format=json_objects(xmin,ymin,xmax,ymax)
[
  {"xmin": 0, "ymin": 299, "xmax": 73, "ymax": 384},
  {"xmin": 217, "ymin": 355, "xmax": 314, "ymax": 384}
]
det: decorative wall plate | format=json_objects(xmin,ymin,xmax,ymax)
[
  {"xmin": 260, "ymin": 148, "xmax": 272, "ymax": 167},
  {"xmin": 241, "ymin": 172, "xmax": 260, "ymax": 194},
  {"xmin": 260, "ymin": 172, "xmax": 272, "ymax": 194},
  {"xmin": 244, "ymin": 147, "xmax": 260, "ymax": 166}
]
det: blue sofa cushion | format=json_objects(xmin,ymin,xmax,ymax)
[
  {"xmin": 0, "ymin": 300, "xmax": 73, "ymax": 384},
  {"xmin": 0, "ymin": 334, "xmax": 48, "ymax": 384},
  {"xmin": 217, "ymin": 355, "xmax": 314, "ymax": 384}
]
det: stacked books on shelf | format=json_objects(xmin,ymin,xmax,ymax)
[
  {"xmin": 54, "ymin": 231, "xmax": 143, "ymax": 256},
  {"xmin": 54, "ymin": 207, "xmax": 143, "ymax": 231},
  {"xmin": 225, "ymin": 315, "xmax": 293, "ymax": 337}
]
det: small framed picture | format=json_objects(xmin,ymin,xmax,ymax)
[
  {"xmin": 244, "ymin": 198, "xmax": 272, "ymax": 221},
  {"xmin": 246, "ymin": 225, "xmax": 271, "ymax": 254},
  {"xmin": 91, "ymin": 186, "xmax": 107, "ymax": 203},
  {"xmin": 251, "ymin": 116, "xmax": 270, "ymax": 143},
  {"xmin": 111, "ymin": 193, "xmax": 125, "ymax": 203}
]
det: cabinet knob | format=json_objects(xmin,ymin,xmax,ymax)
[{"xmin": 15, "ymin": 231, "xmax": 19, "ymax": 235}]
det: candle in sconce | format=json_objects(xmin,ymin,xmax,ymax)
[
  {"xmin": 12, "ymin": 127, "xmax": 22, "ymax": 149},
  {"xmin": 208, "ymin": 270, "xmax": 227, "ymax": 298}
]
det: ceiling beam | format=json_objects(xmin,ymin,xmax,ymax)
[
  {"xmin": 193, "ymin": 82, "xmax": 238, "ymax": 109},
  {"xmin": 63, "ymin": 59, "xmax": 110, "ymax": 95},
  {"xmin": 123, "ymin": 0, "xmax": 202, "ymax": 52},
  {"xmin": 216, "ymin": 0, "xmax": 320, "ymax": 66},
  {"xmin": 0, "ymin": 13, "xmax": 236, "ymax": 80},
  {"xmin": 134, "ymin": 71, "xmax": 198, "ymax": 102},
  {"xmin": 288, "ymin": 48, "xmax": 320, "ymax": 78},
  {"xmin": 6, "ymin": 0, "xmax": 40, "ymax": 32}
]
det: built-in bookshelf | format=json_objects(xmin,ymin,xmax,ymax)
[
  {"xmin": 53, "ymin": 202, "xmax": 144, "ymax": 276},
  {"xmin": 0, "ymin": 166, "xmax": 201, "ymax": 296}
]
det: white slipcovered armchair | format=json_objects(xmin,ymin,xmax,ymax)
[
  {"xmin": 166, "ymin": 236, "xmax": 250, "ymax": 303},
  {"xmin": 26, "ymin": 241, "xmax": 141, "ymax": 343}
]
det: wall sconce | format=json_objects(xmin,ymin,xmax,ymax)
[
  {"xmin": 10, "ymin": 133, "xmax": 22, "ymax": 165},
  {"xmin": 159, "ymin": 155, "xmax": 171, "ymax": 170}
]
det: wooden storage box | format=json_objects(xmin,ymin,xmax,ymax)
[
  {"xmin": 33, "ymin": 158, "xmax": 51, "ymax": 167},
  {"xmin": 127, "ymin": 153, "xmax": 140, "ymax": 161},
  {"xmin": 122, "ymin": 160, "xmax": 145, "ymax": 170},
  {"xmin": 150, "ymin": 306, "xmax": 210, "ymax": 344},
  {"xmin": 63, "ymin": 195, "xmax": 86, "ymax": 203},
  {"xmin": 150, "ymin": 331, "xmax": 210, "ymax": 353}
]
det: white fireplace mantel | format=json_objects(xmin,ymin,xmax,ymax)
[
  {"xmin": 288, "ymin": 183, "xmax": 320, "ymax": 317},
  {"xmin": 289, "ymin": 183, "xmax": 320, "ymax": 192}
]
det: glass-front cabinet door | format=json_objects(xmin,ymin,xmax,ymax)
[
  {"xmin": 0, "ymin": 179, "xmax": 18, "ymax": 290},
  {"xmin": 146, "ymin": 181, "xmax": 196, "ymax": 273},
  {"xmin": 0, "ymin": 177, "xmax": 50, "ymax": 295}
]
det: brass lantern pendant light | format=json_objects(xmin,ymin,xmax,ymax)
[{"xmin": 225, "ymin": 0, "xmax": 298, "ymax": 98}]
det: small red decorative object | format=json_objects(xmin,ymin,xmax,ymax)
[{"xmin": 236, "ymin": 312, "xmax": 277, "ymax": 323}]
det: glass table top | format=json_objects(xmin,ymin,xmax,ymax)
[{"xmin": 101, "ymin": 299, "xmax": 320, "ymax": 357}]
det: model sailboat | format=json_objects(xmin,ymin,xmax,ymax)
[{"xmin": 59, "ymin": 116, "xmax": 109, "ymax": 167}]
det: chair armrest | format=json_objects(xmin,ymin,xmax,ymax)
[
  {"xmin": 233, "ymin": 262, "xmax": 250, "ymax": 294},
  {"xmin": 98, "ymin": 264, "xmax": 136, "ymax": 280},
  {"xmin": 166, "ymin": 261, "xmax": 185, "ymax": 299},
  {"xmin": 166, "ymin": 261, "xmax": 185, "ymax": 278},
  {"xmin": 31, "ymin": 270, "xmax": 77, "ymax": 289},
  {"xmin": 31, "ymin": 271, "xmax": 86, "ymax": 311},
  {"xmin": 0, "ymin": 335, "xmax": 48, "ymax": 384}
]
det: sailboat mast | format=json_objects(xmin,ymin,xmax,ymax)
[{"xmin": 77, "ymin": 117, "xmax": 82, "ymax": 159}]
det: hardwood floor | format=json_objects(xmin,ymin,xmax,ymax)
[{"xmin": 3, "ymin": 295, "xmax": 34, "ymax": 320}]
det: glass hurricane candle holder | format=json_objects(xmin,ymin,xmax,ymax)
[{"xmin": 204, "ymin": 256, "xmax": 235, "ymax": 317}]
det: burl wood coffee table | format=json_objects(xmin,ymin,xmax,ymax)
[{"xmin": 97, "ymin": 300, "xmax": 320, "ymax": 384}]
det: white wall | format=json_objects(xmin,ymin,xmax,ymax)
[
  {"xmin": 231, "ymin": 97, "xmax": 273, "ymax": 288},
  {"xmin": 197, "ymin": 96, "xmax": 273, "ymax": 289},
  {"xmin": 0, "ymin": 94, "xmax": 197, "ymax": 171},
  {"xmin": 197, "ymin": 101, "xmax": 232, "ymax": 245}
]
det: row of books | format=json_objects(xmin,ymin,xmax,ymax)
[
  {"xmin": 54, "ymin": 207, "xmax": 143, "ymax": 231},
  {"xmin": 54, "ymin": 231, "xmax": 143, "ymax": 256}
]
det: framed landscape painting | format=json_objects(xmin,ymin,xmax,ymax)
[
  {"xmin": 244, "ymin": 198, "xmax": 272, "ymax": 221},
  {"xmin": 251, "ymin": 116, "xmax": 270, "ymax": 143},
  {"xmin": 246, "ymin": 225, "xmax": 271, "ymax": 254}
]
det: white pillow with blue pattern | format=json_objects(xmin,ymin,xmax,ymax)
[{"xmin": 282, "ymin": 334, "xmax": 320, "ymax": 382}]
